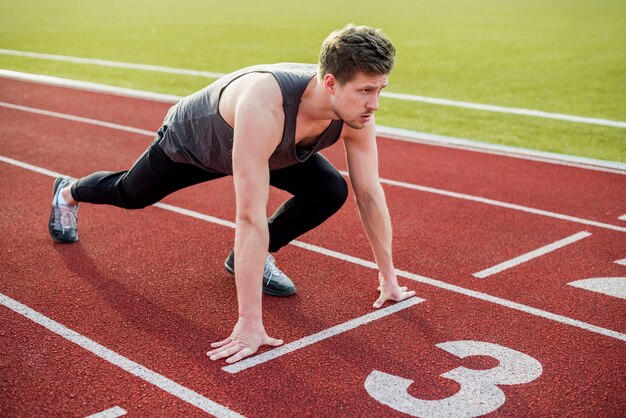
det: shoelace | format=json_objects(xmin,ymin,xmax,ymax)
[
  {"xmin": 263, "ymin": 255, "xmax": 282, "ymax": 285},
  {"xmin": 56, "ymin": 204, "xmax": 78, "ymax": 233}
]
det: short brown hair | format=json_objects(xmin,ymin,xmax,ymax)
[{"xmin": 318, "ymin": 24, "xmax": 396, "ymax": 84}]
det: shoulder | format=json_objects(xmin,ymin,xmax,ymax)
[{"xmin": 219, "ymin": 72, "xmax": 284, "ymax": 127}]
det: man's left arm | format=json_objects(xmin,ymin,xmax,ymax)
[{"xmin": 343, "ymin": 120, "xmax": 416, "ymax": 308}]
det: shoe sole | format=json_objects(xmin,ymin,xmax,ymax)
[
  {"xmin": 224, "ymin": 262, "xmax": 296, "ymax": 297},
  {"xmin": 49, "ymin": 177, "xmax": 78, "ymax": 244}
]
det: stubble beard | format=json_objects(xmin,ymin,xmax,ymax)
[{"xmin": 332, "ymin": 104, "xmax": 368, "ymax": 130}]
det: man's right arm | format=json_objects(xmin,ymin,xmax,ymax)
[{"xmin": 208, "ymin": 76, "xmax": 284, "ymax": 363}]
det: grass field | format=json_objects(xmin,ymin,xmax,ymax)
[{"xmin": 1, "ymin": 0, "xmax": 625, "ymax": 162}]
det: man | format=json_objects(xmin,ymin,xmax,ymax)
[{"xmin": 48, "ymin": 24, "xmax": 416, "ymax": 364}]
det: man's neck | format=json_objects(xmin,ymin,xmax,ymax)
[{"xmin": 299, "ymin": 77, "xmax": 337, "ymax": 122}]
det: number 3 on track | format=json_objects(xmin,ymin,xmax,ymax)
[{"xmin": 365, "ymin": 340, "xmax": 542, "ymax": 417}]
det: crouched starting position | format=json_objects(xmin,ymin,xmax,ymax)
[{"xmin": 48, "ymin": 24, "xmax": 416, "ymax": 364}]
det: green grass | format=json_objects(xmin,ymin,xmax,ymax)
[{"xmin": 1, "ymin": 0, "xmax": 625, "ymax": 162}]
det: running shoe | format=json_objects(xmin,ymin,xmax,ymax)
[
  {"xmin": 48, "ymin": 176, "xmax": 79, "ymax": 243},
  {"xmin": 224, "ymin": 250, "xmax": 296, "ymax": 296}
]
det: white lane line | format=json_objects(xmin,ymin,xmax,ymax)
[
  {"xmin": 2, "ymin": 101, "xmax": 626, "ymax": 234},
  {"xmin": 292, "ymin": 241, "xmax": 626, "ymax": 343},
  {"xmin": 0, "ymin": 101, "xmax": 155, "ymax": 136},
  {"xmin": 222, "ymin": 297, "xmax": 425, "ymax": 374},
  {"xmin": 568, "ymin": 278, "xmax": 626, "ymax": 300},
  {"xmin": 2, "ymin": 49, "xmax": 625, "ymax": 129},
  {"xmin": 86, "ymin": 406, "xmax": 127, "ymax": 418},
  {"xmin": 615, "ymin": 259, "xmax": 626, "ymax": 266},
  {"xmin": 2, "ymin": 69, "xmax": 625, "ymax": 174},
  {"xmin": 473, "ymin": 231, "xmax": 592, "ymax": 278},
  {"xmin": 339, "ymin": 171, "xmax": 626, "ymax": 233},
  {"xmin": 0, "ymin": 49, "xmax": 226, "ymax": 79},
  {"xmin": 6, "ymin": 156, "xmax": 625, "ymax": 344},
  {"xmin": 377, "ymin": 126, "xmax": 626, "ymax": 174},
  {"xmin": 619, "ymin": 214, "xmax": 626, "ymax": 221},
  {"xmin": 0, "ymin": 294, "xmax": 243, "ymax": 418}
]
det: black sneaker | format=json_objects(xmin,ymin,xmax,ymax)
[
  {"xmin": 48, "ymin": 176, "xmax": 79, "ymax": 243},
  {"xmin": 224, "ymin": 250, "xmax": 296, "ymax": 296}
]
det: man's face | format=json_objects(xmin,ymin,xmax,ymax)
[{"xmin": 329, "ymin": 72, "xmax": 389, "ymax": 129}]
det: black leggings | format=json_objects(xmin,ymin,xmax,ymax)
[{"xmin": 71, "ymin": 138, "xmax": 348, "ymax": 252}]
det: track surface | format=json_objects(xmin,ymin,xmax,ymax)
[{"xmin": 1, "ymin": 77, "xmax": 625, "ymax": 417}]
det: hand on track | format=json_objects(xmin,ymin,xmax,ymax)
[
  {"xmin": 373, "ymin": 273, "xmax": 416, "ymax": 309},
  {"xmin": 207, "ymin": 319, "xmax": 283, "ymax": 364}
]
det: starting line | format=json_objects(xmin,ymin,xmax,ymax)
[
  {"xmin": 0, "ymin": 293, "xmax": 243, "ymax": 418},
  {"xmin": 472, "ymin": 231, "xmax": 592, "ymax": 278}
]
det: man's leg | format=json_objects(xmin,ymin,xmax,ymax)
[
  {"xmin": 49, "ymin": 136, "xmax": 224, "ymax": 243},
  {"xmin": 71, "ymin": 139, "xmax": 224, "ymax": 209},
  {"xmin": 267, "ymin": 153, "xmax": 348, "ymax": 252}
]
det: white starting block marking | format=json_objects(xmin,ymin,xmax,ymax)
[
  {"xmin": 222, "ymin": 296, "xmax": 425, "ymax": 374},
  {"xmin": 568, "ymin": 277, "xmax": 626, "ymax": 300},
  {"xmin": 86, "ymin": 406, "xmax": 127, "ymax": 418},
  {"xmin": 473, "ymin": 231, "xmax": 592, "ymax": 278}
]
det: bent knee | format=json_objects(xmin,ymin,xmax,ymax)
[{"xmin": 321, "ymin": 174, "xmax": 349, "ymax": 208}]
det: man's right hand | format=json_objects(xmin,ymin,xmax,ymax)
[{"xmin": 207, "ymin": 317, "xmax": 283, "ymax": 364}]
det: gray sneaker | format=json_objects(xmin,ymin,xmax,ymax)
[
  {"xmin": 224, "ymin": 250, "xmax": 296, "ymax": 296},
  {"xmin": 48, "ymin": 176, "xmax": 79, "ymax": 243}
]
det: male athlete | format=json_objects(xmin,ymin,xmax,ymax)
[{"xmin": 48, "ymin": 24, "xmax": 416, "ymax": 364}]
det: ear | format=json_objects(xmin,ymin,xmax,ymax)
[{"xmin": 323, "ymin": 74, "xmax": 337, "ymax": 94}]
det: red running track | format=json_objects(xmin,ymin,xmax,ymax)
[{"xmin": 1, "ymin": 77, "xmax": 625, "ymax": 417}]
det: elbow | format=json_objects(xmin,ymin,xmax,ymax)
[{"xmin": 355, "ymin": 191, "xmax": 375, "ymax": 210}]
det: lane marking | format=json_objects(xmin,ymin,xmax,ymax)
[
  {"xmin": 472, "ymin": 231, "xmax": 593, "ymax": 278},
  {"xmin": 0, "ymin": 294, "xmax": 243, "ymax": 418},
  {"xmin": 0, "ymin": 101, "xmax": 155, "ymax": 136},
  {"xmin": 86, "ymin": 406, "xmax": 127, "ymax": 418},
  {"xmin": 2, "ymin": 69, "xmax": 625, "ymax": 174},
  {"xmin": 568, "ymin": 278, "xmax": 626, "ymax": 300},
  {"xmin": 340, "ymin": 172, "xmax": 626, "ymax": 233},
  {"xmin": 377, "ymin": 126, "xmax": 626, "ymax": 175},
  {"xmin": 615, "ymin": 259, "xmax": 626, "ymax": 266},
  {"xmin": 1, "ymin": 49, "xmax": 625, "ymax": 129},
  {"xmin": 619, "ymin": 214, "xmax": 626, "ymax": 221},
  {"xmin": 2, "ymin": 102, "xmax": 626, "ymax": 233},
  {"xmin": 222, "ymin": 297, "xmax": 425, "ymax": 374},
  {"xmin": 0, "ymin": 49, "xmax": 226, "ymax": 79}
]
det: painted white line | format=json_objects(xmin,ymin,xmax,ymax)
[
  {"xmin": 0, "ymin": 294, "xmax": 243, "ymax": 418},
  {"xmin": 289, "ymin": 241, "xmax": 626, "ymax": 343},
  {"xmin": 339, "ymin": 172, "xmax": 626, "ymax": 233},
  {"xmin": 619, "ymin": 214, "xmax": 626, "ymax": 221},
  {"xmin": 2, "ymin": 158, "xmax": 626, "ymax": 347},
  {"xmin": 2, "ymin": 49, "xmax": 625, "ymax": 129},
  {"xmin": 2, "ymin": 101, "xmax": 626, "ymax": 233},
  {"xmin": 377, "ymin": 126, "xmax": 626, "ymax": 174},
  {"xmin": 0, "ymin": 101, "xmax": 155, "ymax": 136},
  {"xmin": 382, "ymin": 91, "xmax": 626, "ymax": 129},
  {"xmin": 473, "ymin": 231, "xmax": 592, "ymax": 278},
  {"xmin": 86, "ymin": 406, "xmax": 127, "ymax": 418},
  {"xmin": 615, "ymin": 259, "xmax": 626, "ymax": 266},
  {"xmin": 222, "ymin": 297, "xmax": 425, "ymax": 374},
  {"xmin": 0, "ymin": 49, "xmax": 226, "ymax": 79},
  {"xmin": 568, "ymin": 278, "xmax": 626, "ymax": 300},
  {"xmin": 2, "ymin": 69, "xmax": 625, "ymax": 174}
]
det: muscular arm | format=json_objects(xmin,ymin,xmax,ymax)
[
  {"xmin": 208, "ymin": 75, "xmax": 284, "ymax": 363},
  {"xmin": 343, "ymin": 119, "xmax": 415, "ymax": 308}
]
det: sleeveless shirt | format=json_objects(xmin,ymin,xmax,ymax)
[{"xmin": 158, "ymin": 63, "xmax": 344, "ymax": 175}]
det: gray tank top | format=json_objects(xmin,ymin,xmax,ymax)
[{"xmin": 158, "ymin": 63, "xmax": 344, "ymax": 174}]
